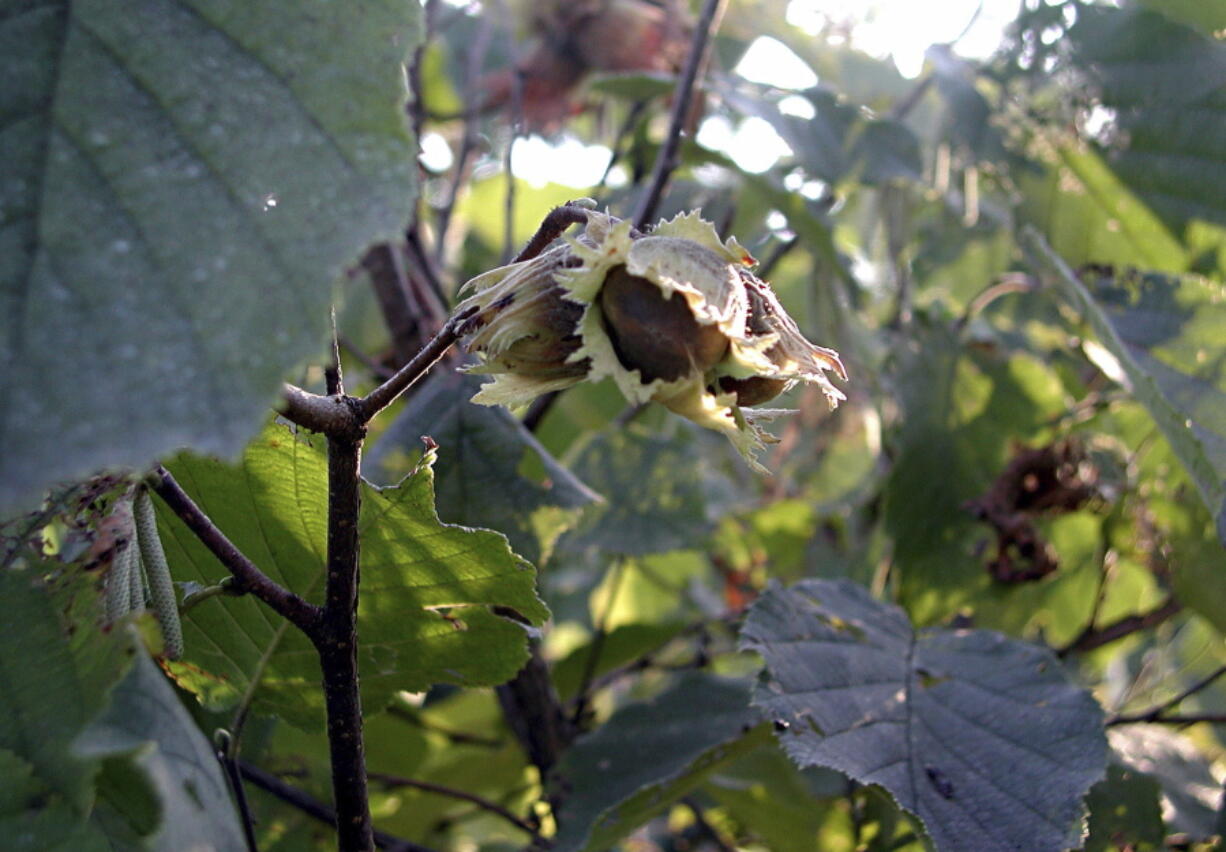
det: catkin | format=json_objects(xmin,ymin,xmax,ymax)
[
  {"xmin": 105, "ymin": 535, "xmax": 134, "ymax": 623},
  {"xmin": 134, "ymin": 489, "xmax": 183, "ymax": 659}
]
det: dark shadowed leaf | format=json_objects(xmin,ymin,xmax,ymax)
[
  {"xmin": 0, "ymin": 567, "xmax": 137, "ymax": 849},
  {"xmin": 0, "ymin": 0, "xmax": 421, "ymax": 515},
  {"xmin": 554, "ymin": 424, "xmax": 735, "ymax": 559},
  {"xmin": 1083, "ymin": 764, "xmax": 1165, "ymax": 852},
  {"xmin": 79, "ymin": 650, "xmax": 246, "ymax": 851},
  {"xmin": 367, "ymin": 370, "xmax": 600, "ymax": 564},
  {"xmin": 740, "ymin": 579, "xmax": 1107, "ymax": 852},
  {"xmin": 550, "ymin": 672, "xmax": 770, "ymax": 852},
  {"xmin": 158, "ymin": 423, "xmax": 547, "ymax": 728},
  {"xmin": 1027, "ymin": 232, "xmax": 1226, "ymax": 544}
]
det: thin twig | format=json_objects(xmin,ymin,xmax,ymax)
[
  {"xmin": 238, "ymin": 761, "xmax": 437, "ymax": 852},
  {"xmin": 354, "ymin": 306, "xmax": 478, "ymax": 423},
  {"xmin": 756, "ymin": 235, "xmax": 799, "ymax": 280},
  {"xmin": 682, "ymin": 797, "xmax": 737, "ymax": 852},
  {"xmin": 386, "ymin": 704, "xmax": 505, "ymax": 748},
  {"xmin": 633, "ymin": 0, "xmax": 727, "ymax": 230},
  {"xmin": 512, "ymin": 201, "xmax": 595, "ymax": 264},
  {"xmin": 495, "ymin": 0, "xmax": 524, "ymax": 265},
  {"xmin": 1107, "ymin": 713, "xmax": 1226, "ymax": 727},
  {"xmin": 148, "ymin": 466, "xmax": 322, "ymax": 634},
  {"xmin": 1057, "ymin": 597, "xmax": 1182, "ymax": 657},
  {"xmin": 956, "ymin": 273, "xmax": 1039, "ymax": 330},
  {"xmin": 213, "ymin": 732, "xmax": 259, "ymax": 852},
  {"xmin": 596, "ymin": 100, "xmax": 649, "ymax": 193},
  {"xmin": 571, "ymin": 561, "xmax": 626, "ymax": 726},
  {"xmin": 369, "ymin": 773, "xmax": 540, "ymax": 837},
  {"xmin": 434, "ymin": 13, "xmax": 495, "ymax": 264},
  {"xmin": 1106, "ymin": 665, "xmax": 1226, "ymax": 726}
]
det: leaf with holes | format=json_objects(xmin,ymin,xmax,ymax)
[
  {"xmin": 1026, "ymin": 233, "xmax": 1226, "ymax": 545},
  {"xmin": 1, "ymin": 0, "xmax": 421, "ymax": 515},
  {"xmin": 158, "ymin": 423, "xmax": 548, "ymax": 728},
  {"xmin": 740, "ymin": 579, "xmax": 1107, "ymax": 852}
]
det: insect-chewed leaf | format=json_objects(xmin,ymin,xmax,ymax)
[{"xmin": 740, "ymin": 579, "xmax": 1107, "ymax": 852}]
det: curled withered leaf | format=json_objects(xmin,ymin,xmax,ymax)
[{"xmin": 455, "ymin": 209, "xmax": 848, "ymax": 471}]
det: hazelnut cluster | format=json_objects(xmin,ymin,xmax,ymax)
[{"xmin": 455, "ymin": 209, "xmax": 847, "ymax": 471}]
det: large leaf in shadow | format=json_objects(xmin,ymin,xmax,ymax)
[
  {"xmin": 0, "ymin": 0, "xmax": 421, "ymax": 515},
  {"xmin": 553, "ymin": 422, "xmax": 743, "ymax": 562},
  {"xmin": 79, "ymin": 650, "xmax": 246, "ymax": 851},
  {"xmin": 1027, "ymin": 231, "xmax": 1226, "ymax": 543},
  {"xmin": 367, "ymin": 370, "xmax": 600, "ymax": 564},
  {"xmin": 740, "ymin": 579, "xmax": 1107, "ymax": 852},
  {"xmin": 549, "ymin": 672, "xmax": 770, "ymax": 852},
  {"xmin": 159, "ymin": 423, "xmax": 547, "ymax": 728}
]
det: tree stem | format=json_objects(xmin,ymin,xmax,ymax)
[
  {"xmin": 317, "ymin": 431, "xmax": 373, "ymax": 851},
  {"xmin": 632, "ymin": 0, "xmax": 727, "ymax": 230}
]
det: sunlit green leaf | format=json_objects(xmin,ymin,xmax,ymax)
[
  {"xmin": 367, "ymin": 370, "xmax": 600, "ymax": 564},
  {"xmin": 159, "ymin": 423, "xmax": 548, "ymax": 727}
]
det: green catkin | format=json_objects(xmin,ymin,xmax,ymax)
[
  {"xmin": 105, "ymin": 535, "xmax": 134, "ymax": 623},
  {"xmin": 134, "ymin": 489, "xmax": 183, "ymax": 660},
  {"xmin": 129, "ymin": 540, "xmax": 147, "ymax": 610}
]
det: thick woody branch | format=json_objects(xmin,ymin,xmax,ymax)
[
  {"xmin": 279, "ymin": 384, "xmax": 360, "ymax": 436},
  {"xmin": 148, "ymin": 466, "xmax": 321, "ymax": 634},
  {"xmin": 317, "ymin": 431, "xmax": 373, "ymax": 851}
]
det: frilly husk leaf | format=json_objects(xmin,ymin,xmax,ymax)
[{"xmin": 455, "ymin": 208, "xmax": 848, "ymax": 470}]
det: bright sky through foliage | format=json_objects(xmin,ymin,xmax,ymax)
[{"xmin": 510, "ymin": 0, "xmax": 1019, "ymax": 184}]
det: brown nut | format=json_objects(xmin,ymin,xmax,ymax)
[
  {"xmin": 717, "ymin": 375, "xmax": 789, "ymax": 406},
  {"xmin": 599, "ymin": 265, "xmax": 728, "ymax": 383}
]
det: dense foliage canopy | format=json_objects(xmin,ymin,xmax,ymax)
[{"xmin": 3, "ymin": 0, "xmax": 1224, "ymax": 850}]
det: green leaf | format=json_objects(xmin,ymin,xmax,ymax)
[
  {"xmin": 1137, "ymin": 0, "xmax": 1226, "ymax": 36},
  {"xmin": 1026, "ymin": 231, "xmax": 1226, "ymax": 544},
  {"xmin": 0, "ymin": 0, "xmax": 422, "ymax": 515},
  {"xmin": 740, "ymin": 579, "xmax": 1107, "ymax": 852},
  {"xmin": 367, "ymin": 371, "xmax": 600, "ymax": 564},
  {"xmin": 159, "ymin": 423, "xmax": 548, "ymax": 728},
  {"xmin": 550, "ymin": 672, "xmax": 770, "ymax": 852},
  {"xmin": 1084, "ymin": 764, "xmax": 1165, "ymax": 852},
  {"xmin": 588, "ymin": 71, "xmax": 678, "ymax": 100},
  {"xmin": 0, "ymin": 568, "xmax": 134, "ymax": 812},
  {"xmin": 78, "ymin": 649, "xmax": 247, "ymax": 851},
  {"xmin": 555, "ymin": 424, "xmax": 737, "ymax": 560},
  {"xmin": 1069, "ymin": 6, "xmax": 1226, "ymax": 237},
  {"xmin": 0, "ymin": 567, "xmax": 137, "ymax": 849}
]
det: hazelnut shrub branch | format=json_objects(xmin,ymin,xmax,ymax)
[
  {"xmin": 148, "ymin": 0, "xmax": 737, "ymax": 843},
  {"xmin": 151, "ymin": 201, "xmax": 606, "ymax": 851}
]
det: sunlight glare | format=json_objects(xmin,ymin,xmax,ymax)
[
  {"xmin": 786, "ymin": 0, "xmax": 1020, "ymax": 78},
  {"xmin": 735, "ymin": 37, "xmax": 819, "ymax": 89},
  {"xmin": 511, "ymin": 136, "xmax": 613, "ymax": 189}
]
